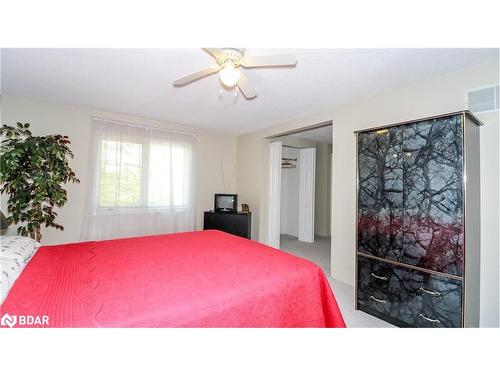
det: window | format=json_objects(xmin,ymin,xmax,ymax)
[
  {"xmin": 82, "ymin": 118, "xmax": 195, "ymax": 241},
  {"xmin": 99, "ymin": 139, "xmax": 142, "ymax": 208},
  {"xmin": 96, "ymin": 140, "xmax": 192, "ymax": 209}
]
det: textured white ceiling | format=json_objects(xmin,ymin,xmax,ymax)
[{"xmin": 1, "ymin": 48, "xmax": 497, "ymax": 135}]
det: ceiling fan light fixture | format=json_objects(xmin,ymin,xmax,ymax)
[
  {"xmin": 219, "ymin": 61, "xmax": 240, "ymax": 87},
  {"xmin": 173, "ymin": 48, "xmax": 297, "ymax": 99}
]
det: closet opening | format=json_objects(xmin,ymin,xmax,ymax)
[{"xmin": 268, "ymin": 122, "xmax": 333, "ymax": 276}]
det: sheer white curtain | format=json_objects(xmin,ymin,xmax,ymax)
[{"xmin": 82, "ymin": 118, "xmax": 195, "ymax": 241}]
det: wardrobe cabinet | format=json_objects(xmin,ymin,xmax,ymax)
[{"xmin": 355, "ymin": 111, "xmax": 482, "ymax": 327}]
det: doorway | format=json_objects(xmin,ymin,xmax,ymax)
[{"xmin": 268, "ymin": 123, "xmax": 333, "ymax": 274}]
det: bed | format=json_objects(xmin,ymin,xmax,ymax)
[{"xmin": 1, "ymin": 230, "xmax": 345, "ymax": 328}]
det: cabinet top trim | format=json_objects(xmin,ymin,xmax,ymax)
[{"xmin": 353, "ymin": 110, "xmax": 483, "ymax": 134}]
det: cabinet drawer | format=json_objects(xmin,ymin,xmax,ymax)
[{"xmin": 357, "ymin": 256, "xmax": 462, "ymax": 327}]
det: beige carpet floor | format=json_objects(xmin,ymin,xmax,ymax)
[{"xmin": 279, "ymin": 234, "xmax": 394, "ymax": 328}]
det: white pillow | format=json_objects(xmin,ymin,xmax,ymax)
[
  {"xmin": 1, "ymin": 236, "xmax": 41, "ymax": 264},
  {"xmin": 1, "ymin": 268, "xmax": 10, "ymax": 304},
  {"xmin": 0, "ymin": 236, "xmax": 41, "ymax": 304},
  {"xmin": 1, "ymin": 258, "xmax": 24, "ymax": 304}
]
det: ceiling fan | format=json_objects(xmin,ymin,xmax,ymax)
[{"xmin": 173, "ymin": 48, "xmax": 297, "ymax": 99}]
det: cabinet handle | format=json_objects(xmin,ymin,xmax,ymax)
[
  {"xmin": 419, "ymin": 287, "xmax": 441, "ymax": 297},
  {"xmin": 370, "ymin": 273, "xmax": 388, "ymax": 281},
  {"xmin": 418, "ymin": 313, "xmax": 440, "ymax": 324},
  {"xmin": 369, "ymin": 295, "xmax": 387, "ymax": 304}
]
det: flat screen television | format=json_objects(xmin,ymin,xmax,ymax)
[{"xmin": 214, "ymin": 194, "xmax": 238, "ymax": 212}]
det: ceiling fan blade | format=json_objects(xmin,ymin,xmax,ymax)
[
  {"xmin": 241, "ymin": 54, "xmax": 297, "ymax": 68},
  {"xmin": 237, "ymin": 72, "xmax": 257, "ymax": 99},
  {"xmin": 202, "ymin": 48, "xmax": 225, "ymax": 60},
  {"xmin": 173, "ymin": 66, "xmax": 221, "ymax": 86}
]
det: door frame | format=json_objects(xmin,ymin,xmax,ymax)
[{"xmin": 266, "ymin": 120, "xmax": 333, "ymax": 250}]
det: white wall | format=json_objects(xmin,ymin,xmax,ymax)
[
  {"xmin": 280, "ymin": 146, "xmax": 300, "ymax": 237},
  {"xmin": 0, "ymin": 95, "xmax": 238, "ymax": 245},
  {"xmin": 236, "ymin": 60, "xmax": 499, "ymax": 327}
]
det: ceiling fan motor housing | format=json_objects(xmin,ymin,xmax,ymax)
[{"xmin": 218, "ymin": 48, "xmax": 244, "ymax": 67}]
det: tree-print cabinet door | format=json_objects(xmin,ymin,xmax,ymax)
[
  {"xmin": 357, "ymin": 127, "xmax": 404, "ymax": 260},
  {"xmin": 402, "ymin": 115, "xmax": 464, "ymax": 276}
]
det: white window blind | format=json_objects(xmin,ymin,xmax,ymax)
[{"xmin": 82, "ymin": 118, "xmax": 195, "ymax": 241}]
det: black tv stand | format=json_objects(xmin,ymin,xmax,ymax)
[{"xmin": 203, "ymin": 211, "xmax": 252, "ymax": 239}]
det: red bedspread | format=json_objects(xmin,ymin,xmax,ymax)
[{"xmin": 1, "ymin": 230, "xmax": 345, "ymax": 328}]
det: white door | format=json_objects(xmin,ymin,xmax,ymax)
[
  {"xmin": 299, "ymin": 148, "xmax": 316, "ymax": 243},
  {"xmin": 268, "ymin": 141, "xmax": 282, "ymax": 248}
]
